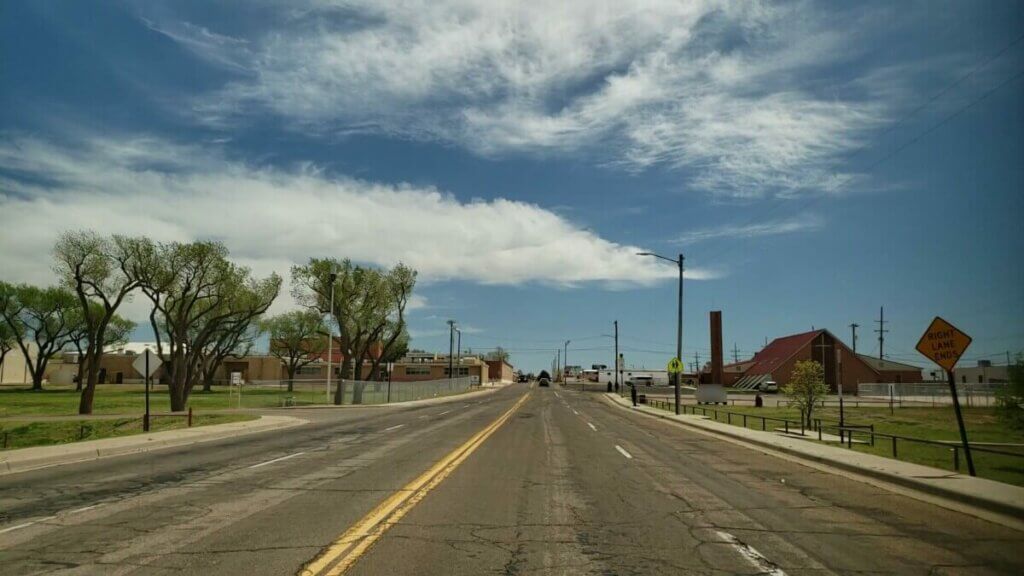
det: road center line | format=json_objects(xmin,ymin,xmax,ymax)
[
  {"xmin": 299, "ymin": 392, "xmax": 532, "ymax": 576},
  {"xmin": 715, "ymin": 530, "xmax": 787, "ymax": 576},
  {"xmin": 384, "ymin": 424, "xmax": 405, "ymax": 431},
  {"xmin": 248, "ymin": 452, "xmax": 306, "ymax": 469},
  {"xmin": 587, "ymin": 422, "xmax": 597, "ymax": 431},
  {"xmin": 615, "ymin": 445, "xmax": 633, "ymax": 459}
]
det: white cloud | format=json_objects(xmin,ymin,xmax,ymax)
[
  {"xmin": 676, "ymin": 213, "xmax": 824, "ymax": 244},
  {"xmin": 167, "ymin": 0, "xmax": 887, "ymax": 198},
  {"xmin": 0, "ymin": 135, "xmax": 718, "ymax": 311}
]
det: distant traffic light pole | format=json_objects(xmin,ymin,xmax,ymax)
[
  {"xmin": 326, "ymin": 269, "xmax": 337, "ymax": 404},
  {"xmin": 637, "ymin": 252, "xmax": 684, "ymax": 415},
  {"xmin": 447, "ymin": 320, "xmax": 456, "ymax": 384}
]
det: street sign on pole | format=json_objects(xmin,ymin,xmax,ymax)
[
  {"xmin": 132, "ymin": 349, "xmax": 162, "ymax": 378},
  {"xmin": 132, "ymin": 349, "xmax": 161, "ymax": 432},
  {"xmin": 915, "ymin": 316, "xmax": 972, "ymax": 371},
  {"xmin": 666, "ymin": 357, "xmax": 683, "ymax": 374},
  {"xmin": 915, "ymin": 316, "xmax": 975, "ymax": 476}
]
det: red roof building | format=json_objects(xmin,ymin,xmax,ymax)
[{"xmin": 731, "ymin": 329, "xmax": 881, "ymax": 393}]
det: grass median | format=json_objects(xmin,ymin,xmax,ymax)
[
  {"xmin": 0, "ymin": 413, "xmax": 257, "ymax": 451},
  {"xmin": 657, "ymin": 403, "xmax": 1024, "ymax": 486}
]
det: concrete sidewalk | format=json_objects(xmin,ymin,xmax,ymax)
[
  {"xmin": 0, "ymin": 414, "xmax": 306, "ymax": 476},
  {"xmin": 604, "ymin": 393, "xmax": 1024, "ymax": 530}
]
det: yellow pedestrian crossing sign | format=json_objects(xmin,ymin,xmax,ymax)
[{"xmin": 666, "ymin": 357, "xmax": 683, "ymax": 374}]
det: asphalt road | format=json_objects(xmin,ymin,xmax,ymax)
[{"xmin": 1, "ymin": 382, "xmax": 1022, "ymax": 575}]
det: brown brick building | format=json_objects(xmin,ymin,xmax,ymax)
[{"xmin": 730, "ymin": 329, "xmax": 882, "ymax": 394}]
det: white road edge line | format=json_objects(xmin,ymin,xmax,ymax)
[
  {"xmin": 0, "ymin": 516, "xmax": 56, "ymax": 535},
  {"xmin": 384, "ymin": 424, "xmax": 405, "ymax": 431},
  {"xmin": 248, "ymin": 452, "xmax": 307, "ymax": 469},
  {"xmin": 715, "ymin": 530, "xmax": 787, "ymax": 576},
  {"xmin": 615, "ymin": 445, "xmax": 633, "ymax": 459},
  {"xmin": 587, "ymin": 422, "xmax": 597, "ymax": 431}
]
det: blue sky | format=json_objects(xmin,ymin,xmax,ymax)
[{"xmin": 1, "ymin": 0, "xmax": 1022, "ymax": 373}]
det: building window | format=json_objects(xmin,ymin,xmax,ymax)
[
  {"xmin": 444, "ymin": 367, "xmax": 470, "ymax": 376},
  {"xmin": 405, "ymin": 366, "xmax": 431, "ymax": 375},
  {"xmin": 978, "ymin": 375, "xmax": 984, "ymax": 383}
]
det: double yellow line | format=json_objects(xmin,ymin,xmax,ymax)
[{"xmin": 298, "ymin": 392, "xmax": 532, "ymax": 576}]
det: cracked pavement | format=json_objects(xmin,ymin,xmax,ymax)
[{"xmin": 1, "ymin": 383, "xmax": 1022, "ymax": 575}]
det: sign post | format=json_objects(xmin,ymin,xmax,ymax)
[
  {"xmin": 132, "ymin": 349, "xmax": 163, "ymax": 433},
  {"xmin": 915, "ymin": 316, "xmax": 975, "ymax": 476}
]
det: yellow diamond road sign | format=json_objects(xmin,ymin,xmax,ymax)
[
  {"xmin": 666, "ymin": 357, "xmax": 683, "ymax": 374},
  {"xmin": 915, "ymin": 316, "xmax": 972, "ymax": 372}
]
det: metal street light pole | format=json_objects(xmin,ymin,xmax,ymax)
[
  {"xmin": 563, "ymin": 340, "xmax": 572, "ymax": 389},
  {"xmin": 447, "ymin": 320, "xmax": 456, "ymax": 384},
  {"xmin": 326, "ymin": 270, "xmax": 337, "ymax": 404},
  {"xmin": 637, "ymin": 252, "xmax": 684, "ymax": 415},
  {"xmin": 456, "ymin": 328, "xmax": 462, "ymax": 384}
]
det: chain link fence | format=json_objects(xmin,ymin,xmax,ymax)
[{"xmin": 857, "ymin": 382, "xmax": 1007, "ymax": 407}]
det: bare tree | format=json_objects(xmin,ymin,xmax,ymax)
[
  {"xmin": 54, "ymin": 231, "xmax": 151, "ymax": 413},
  {"xmin": 262, "ymin": 310, "xmax": 327, "ymax": 392},
  {"xmin": 0, "ymin": 282, "xmax": 77, "ymax": 390}
]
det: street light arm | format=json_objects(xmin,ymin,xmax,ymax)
[{"xmin": 636, "ymin": 252, "xmax": 679, "ymax": 265}]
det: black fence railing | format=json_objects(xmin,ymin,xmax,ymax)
[{"xmin": 644, "ymin": 398, "xmax": 1024, "ymax": 476}]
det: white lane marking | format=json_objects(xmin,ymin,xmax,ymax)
[
  {"xmin": 69, "ymin": 504, "xmax": 101, "ymax": 515},
  {"xmin": 587, "ymin": 422, "xmax": 597, "ymax": 432},
  {"xmin": 554, "ymin": 392, "xmax": 560, "ymax": 398},
  {"xmin": 384, "ymin": 424, "xmax": 405, "ymax": 431},
  {"xmin": 437, "ymin": 410, "xmax": 451, "ymax": 416},
  {"xmin": 0, "ymin": 516, "xmax": 56, "ymax": 535},
  {"xmin": 715, "ymin": 530, "xmax": 787, "ymax": 576},
  {"xmin": 418, "ymin": 415, "xmax": 430, "ymax": 419},
  {"xmin": 614, "ymin": 445, "xmax": 633, "ymax": 459},
  {"xmin": 572, "ymin": 409, "xmax": 579, "ymax": 415},
  {"xmin": 248, "ymin": 452, "xmax": 306, "ymax": 469}
]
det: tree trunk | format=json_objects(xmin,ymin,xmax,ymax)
[
  {"xmin": 286, "ymin": 366, "xmax": 296, "ymax": 393},
  {"xmin": 169, "ymin": 383, "xmax": 187, "ymax": 412},
  {"xmin": 75, "ymin": 361, "xmax": 85, "ymax": 392}
]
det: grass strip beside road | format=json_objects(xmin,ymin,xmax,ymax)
[
  {"xmin": 655, "ymin": 403, "xmax": 1024, "ymax": 486},
  {"xmin": 0, "ymin": 414, "xmax": 257, "ymax": 451}
]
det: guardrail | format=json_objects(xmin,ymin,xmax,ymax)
[{"xmin": 644, "ymin": 398, "xmax": 1024, "ymax": 476}]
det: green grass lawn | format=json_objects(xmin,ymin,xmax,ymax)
[
  {"xmin": 656, "ymin": 403, "xmax": 1024, "ymax": 486},
  {"xmin": 0, "ymin": 413, "xmax": 257, "ymax": 451},
  {"xmin": 0, "ymin": 383, "xmax": 329, "ymax": 416}
]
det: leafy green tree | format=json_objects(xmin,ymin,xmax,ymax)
[
  {"xmin": 995, "ymin": 354, "xmax": 1024, "ymax": 429},
  {"xmin": 291, "ymin": 259, "xmax": 416, "ymax": 404},
  {"xmin": 65, "ymin": 302, "xmax": 135, "ymax": 391},
  {"xmin": 0, "ymin": 282, "xmax": 78, "ymax": 390},
  {"xmin": 262, "ymin": 310, "xmax": 327, "ymax": 391},
  {"xmin": 0, "ymin": 319, "xmax": 15, "ymax": 375},
  {"xmin": 139, "ymin": 241, "xmax": 280, "ymax": 411},
  {"xmin": 54, "ymin": 231, "xmax": 151, "ymax": 413},
  {"xmin": 783, "ymin": 360, "xmax": 827, "ymax": 428}
]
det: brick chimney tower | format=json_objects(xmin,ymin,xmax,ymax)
[{"xmin": 710, "ymin": 310, "xmax": 724, "ymax": 384}]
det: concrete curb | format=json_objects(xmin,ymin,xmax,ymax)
[
  {"xmin": 0, "ymin": 415, "xmax": 306, "ymax": 476},
  {"xmin": 602, "ymin": 393, "xmax": 1024, "ymax": 529}
]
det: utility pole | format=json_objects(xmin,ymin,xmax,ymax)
[
  {"xmin": 564, "ymin": 340, "xmax": 571, "ymax": 386},
  {"xmin": 636, "ymin": 252, "xmax": 684, "ymax": 414},
  {"xmin": 874, "ymin": 306, "xmax": 888, "ymax": 360},
  {"xmin": 447, "ymin": 320, "xmax": 455, "ymax": 383},
  {"xmin": 732, "ymin": 343, "xmax": 740, "ymax": 364},
  {"xmin": 849, "ymin": 323, "xmax": 860, "ymax": 354},
  {"xmin": 556, "ymin": 348, "xmax": 561, "ymax": 382},
  {"xmin": 612, "ymin": 321, "xmax": 619, "ymax": 393}
]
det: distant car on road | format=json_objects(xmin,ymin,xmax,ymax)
[{"xmin": 537, "ymin": 370, "xmax": 551, "ymax": 387}]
